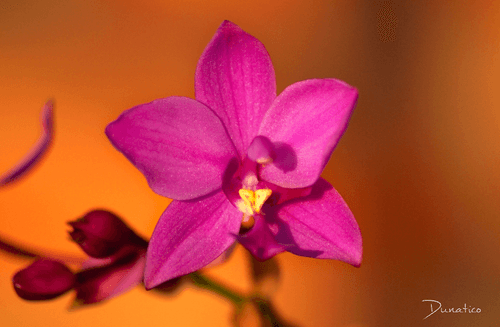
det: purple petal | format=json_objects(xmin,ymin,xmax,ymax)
[
  {"xmin": 13, "ymin": 259, "xmax": 75, "ymax": 301},
  {"xmin": 263, "ymin": 181, "xmax": 313, "ymax": 206},
  {"xmin": 258, "ymin": 79, "xmax": 358, "ymax": 188},
  {"xmin": 204, "ymin": 241, "xmax": 237, "ymax": 269},
  {"xmin": 195, "ymin": 21, "xmax": 276, "ymax": 159},
  {"xmin": 0, "ymin": 100, "xmax": 54, "ymax": 187},
  {"xmin": 74, "ymin": 251, "xmax": 145, "ymax": 305},
  {"xmin": 237, "ymin": 215, "xmax": 286, "ymax": 261},
  {"xmin": 272, "ymin": 178, "xmax": 362, "ymax": 266},
  {"xmin": 144, "ymin": 191, "xmax": 241, "ymax": 289},
  {"xmin": 106, "ymin": 97, "xmax": 237, "ymax": 200}
]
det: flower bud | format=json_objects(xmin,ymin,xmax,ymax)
[
  {"xmin": 12, "ymin": 259, "xmax": 75, "ymax": 301},
  {"xmin": 68, "ymin": 210, "xmax": 143, "ymax": 258},
  {"xmin": 72, "ymin": 251, "xmax": 146, "ymax": 306}
]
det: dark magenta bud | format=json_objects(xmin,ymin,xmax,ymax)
[
  {"xmin": 12, "ymin": 259, "xmax": 75, "ymax": 301},
  {"xmin": 73, "ymin": 251, "xmax": 146, "ymax": 306},
  {"xmin": 68, "ymin": 209, "xmax": 144, "ymax": 258}
]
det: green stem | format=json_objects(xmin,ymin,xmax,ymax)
[{"xmin": 189, "ymin": 272, "xmax": 246, "ymax": 306}]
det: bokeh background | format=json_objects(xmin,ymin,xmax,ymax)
[{"xmin": 1, "ymin": 1, "xmax": 499, "ymax": 326}]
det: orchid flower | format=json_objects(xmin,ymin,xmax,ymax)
[
  {"xmin": 106, "ymin": 20, "xmax": 362, "ymax": 289},
  {"xmin": 0, "ymin": 100, "xmax": 54, "ymax": 186}
]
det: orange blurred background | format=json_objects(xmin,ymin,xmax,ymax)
[{"xmin": 1, "ymin": 1, "xmax": 499, "ymax": 326}]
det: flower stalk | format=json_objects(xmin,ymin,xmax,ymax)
[
  {"xmin": 189, "ymin": 272, "xmax": 294, "ymax": 327},
  {"xmin": 189, "ymin": 271, "xmax": 246, "ymax": 306}
]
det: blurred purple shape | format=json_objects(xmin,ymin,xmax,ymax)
[{"xmin": 0, "ymin": 100, "xmax": 54, "ymax": 186}]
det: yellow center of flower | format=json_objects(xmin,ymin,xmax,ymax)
[
  {"xmin": 236, "ymin": 188, "xmax": 272, "ymax": 232},
  {"xmin": 237, "ymin": 188, "xmax": 272, "ymax": 215}
]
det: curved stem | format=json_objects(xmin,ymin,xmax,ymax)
[
  {"xmin": 189, "ymin": 272, "xmax": 295, "ymax": 326},
  {"xmin": 189, "ymin": 271, "xmax": 246, "ymax": 306},
  {"xmin": 0, "ymin": 235, "xmax": 37, "ymax": 258},
  {"xmin": 0, "ymin": 234, "xmax": 85, "ymax": 265}
]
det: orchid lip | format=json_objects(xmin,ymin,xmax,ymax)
[{"xmin": 223, "ymin": 153, "xmax": 275, "ymax": 233}]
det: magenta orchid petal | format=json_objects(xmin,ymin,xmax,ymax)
[
  {"xmin": 272, "ymin": 178, "xmax": 362, "ymax": 266},
  {"xmin": 237, "ymin": 215, "xmax": 286, "ymax": 261},
  {"xmin": 204, "ymin": 241, "xmax": 238, "ymax": 269},
  {"xmin": 144, "ymin": 191, "xmax": 242, "ymax": 289},
  {"xmin": 0, "ymin": 100, "xmax": 54, "ymax": 187},
  {"xmin": 263, "ymin": 181, "xmax": 313, "ymax": 206},
  {"xmin": 258, "ymin": 79, "xmax": 358, "ymax": 188},
  {"xmin": 106, "ymin": 97, "xmax": 237, "ymax": 200},
  {"xmin": 195, "ymin": 20, "xmax": 277, "ymax": 159}
]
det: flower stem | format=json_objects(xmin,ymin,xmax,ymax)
[
  {"xmin": 0, "ymin": 233, "xmax": 85, "ymax": 265},
  {"xmin": 189, "ymin": 271, "xmax": 246, "ymax": 306}
]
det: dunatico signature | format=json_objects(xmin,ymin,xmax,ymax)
[{"xmin": 422, "ymin": 299, "xmax": 481, "ymax": 320}]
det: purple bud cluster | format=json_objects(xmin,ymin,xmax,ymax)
[{"xmin": 12, "ymin": 210, "xmax": 156, "ymax": 306}]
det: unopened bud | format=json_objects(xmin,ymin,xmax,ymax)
[
  {"xmin": 72, "ymin": 251, "xmax": 146, "ymax": 306},
  {"xmin": 13, "ymin": 259, "xmax": 75, "ymax": 301},
  {"xmin": 68, "ymin": 210, "xmax": 143, "ymax": 258}
]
